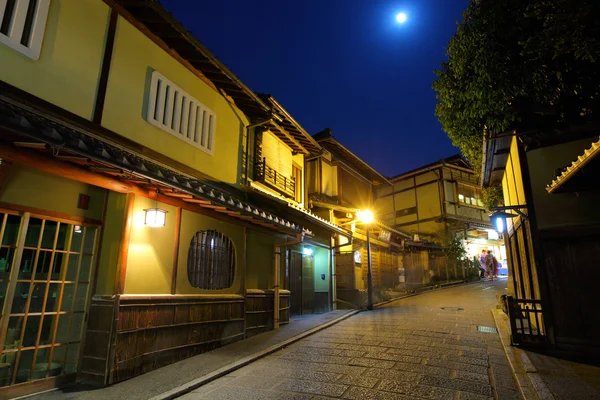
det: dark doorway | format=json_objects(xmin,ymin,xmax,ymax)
[
  {"xmin": 289, "ymin": 251, "xmax": 314, "ymax": 316},
  {"xmin": 302, "ymin": 254, "xmax": 314, "ymax": 314},
  {"xmin": 290, "ymin": 251, "xmax": 303, "ymax": 315}
]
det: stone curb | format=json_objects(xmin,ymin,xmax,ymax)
[
  {"xmin": 149, "ymin": 309, "xmax": 361, "ymax": 400},
  {"xmin": 491, "ymin": 308, "xmax": 555, "ymax": 400}
]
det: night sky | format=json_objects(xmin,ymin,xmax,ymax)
[{"xmin": 161, "ymin": 0, "xmax": 470, "ymax": 177}]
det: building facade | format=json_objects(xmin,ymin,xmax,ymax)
[
  {"xmin": 307, "ymin": 129, "xmax": 408, "ymax": 305},
  {"xmin": 0, "ymin": 0, "xmax": 347, "ymax": 396},
  {"xmin": 483, "ymin": 125, "xmax": 600, "ymax": 356},
  {"xmin": 373, "ymin": 155, "xmax": 496, "ymax": 286}
]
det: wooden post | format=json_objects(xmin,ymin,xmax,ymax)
[
  {"xmin": 170, "ymin": 207, "xmax": 182, "ymax": 295},
  {"xmin": 115, "ymin": 194, "xmax": 135, "ymax": 294}
]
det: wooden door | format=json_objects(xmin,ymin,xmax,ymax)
[
  {"xmin": 301, "ymin": 255, "xmax": 314, "ymax": 314},
  {"xmin": 289, "ymin": 251, "xmax": 302, "ymax": 316}
]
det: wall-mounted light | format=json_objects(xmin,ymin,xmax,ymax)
[
  {"xmin": 144, "ymin": 188, "xmax": 167, "ymax": 227},
  {"xmin": 74, "ymin": 225, "xmax": 82, "ymax": 234},
  {"xmin": 489, "ymin": 210, "xmax": 519, "ymax": 233},
  {"xmin": 302, "ymin": 247, "xmax": 313, "ymax": 256}
]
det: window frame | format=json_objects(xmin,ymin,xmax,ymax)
[
  {"xmin": 147, "ymin": 70, "xmax": 217, "ymax": 155},
  {"xmin": 0, "ymin": 0, "xmax": 51, "ymax": 60},
  {"xmin": 186, "ymin": 230, "xmax": 236, "ymax": 290}
]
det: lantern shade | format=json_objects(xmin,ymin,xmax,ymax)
[
  {"xmin": 489, "ymin": 210, "xmax": 518, "ymax": 233},
  {"xmin": 144, "ymin": 208, "xmax": 167, "ymax": 227}
]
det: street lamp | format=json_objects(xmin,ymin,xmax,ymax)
[
  {"xmin": 357, "ymin": 210, "xmax": 375, "ymax": 310},
  {"xmin": 489, "ymin": 210, "xmax": 519, "ymax": 233}
]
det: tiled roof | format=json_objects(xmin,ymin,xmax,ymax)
[
  {"xmin": 0, "ymin": 95, "xmax": 345, "ymax": 237},
  {"xmin": 546, "ymin": 136, "xmax": 600, "ymax": 194}
]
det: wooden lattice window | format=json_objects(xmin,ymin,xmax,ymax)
[
  {"xmin": 0, "ymin": 0, "xmax": 51, "ymax": 60},
  {"xmin": 147, "ymin": 70, "xmax": 216, "ymax": 155},
  {"xmin": 187, "ymin": 230, "xmax": 235, "ymax": 290}
]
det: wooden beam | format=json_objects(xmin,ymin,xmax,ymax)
[
  {"xmin": 182, "ymin": 198, "xmax": 211, "ymax": 205},
  {"xmin": 0, "ymin": 201, "xmax": 102, "ymax": 226},
  {"xmin": 13, "ymin": 142, "xmax": 47, "ymax": 149},
  {"xmin": 163, "ymin": 192, "xmax": 193, "ymax": 199},
  {"xmin": 269, "ymin": 120, "xmax": 308, "ymax": 155},
  {"xmin": 93, "ymin": 8, "xmax": 118, "ymax": 124},
  {"xmin": 171, "ymin": 207, "xmax": 182, "ymax": 295},
  {"xmin": 56, "ymin": 155, "xmax": 90, "ymax": 163},
  {"xmin": 0, "ymin": 143, "xmax": 135, "ymax": 194}
]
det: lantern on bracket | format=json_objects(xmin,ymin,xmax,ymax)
[{"xmin": 144, "ymin": 188, "xmax": 167, "ymax": 227}]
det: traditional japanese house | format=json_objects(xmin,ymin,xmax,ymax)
[
  {"xmin": 373, "ymin": 155, "xmax": 496, "ymax": 286},
  {"xmin": 307, "ymin": 129, "xmax": 408, "ymax": 306},
  {"xmin": 0, "ymin": 0, "xmax": 347, "ymax": 396},
  {"xmin": 482, "ymin": 123, "xmax": 600, "ymax": 356}
]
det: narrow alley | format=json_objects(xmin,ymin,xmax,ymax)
[{"xmin": 178, "ymin": 279, "xmax": 520, "ymax": 400}]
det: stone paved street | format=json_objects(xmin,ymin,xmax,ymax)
[{"xmin": 177, "ymin": 279, "xmax": 521, "ymax": 400}]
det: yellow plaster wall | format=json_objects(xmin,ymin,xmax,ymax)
[
  {"xmin": 0, "ymin": 0, "xmax": 109, "ymax": 119},
  {"xmin": 102, "ymin": 16, "xmax": 249, "ymax": 185},
  {"xmin": 313, "ymin": 246, "xmax": 330, "ymax": 292},
  {"xmin": 321, "ymin": 160, "xmax": 338, "ymax": 198},
  {"xmin": 510, "ymin": 138, "xmax": 526, "ymax": 205},
  {"xmin": 501, "ymin": 137, "xmax": 526, "ymax": 233},
  {"xmin": 373, "ymin": 195, "xmax": 394, "ymax": 218},
  {"xmin": 415, "ymin": 171, "xmax": 438, "ymax": 186},
  {"xmin": 416, "ymin": 183, "xmax": 441, "ymax": 219},
  {"xmin": 393, "ymin": 178, "xmax": 414, "ymax": 192},
  {"xmin": 124, "ymin": 196, "xmax": 177, "ymax": 294},
  {"xmin": 245, "ymin": 230, "xmax": 276, "ymax": 289},
  {"xmin": 0, "ymin": 165, "xmax": 106, "ymax": 220},
  {"xmin": 376, "ymin": 185, "xmax": 393, "ymax": 197},
  {"xmin": 394, "ymin": 191, "xmax": 416, "ymax": 210},
  {"xmin": 395, "ymin": 214, "xmax": 417, "ymax": 225},
  {"xmin": 176, "ymin": 209, "xmax": 244, "ymax": 294}
]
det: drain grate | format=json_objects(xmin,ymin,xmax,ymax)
[
  {"xmin": 440, "ymin": 307, "xmax": 464, "ymax": 311},
  {"xmin": 477, "ymin": 326, "xmax": 498, "ymax": 333}
]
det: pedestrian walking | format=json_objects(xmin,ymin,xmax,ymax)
[
  {"xmin": 479, "ymin": 249, "xmax": 487, "ymax": 279},
  {"xmin": 484, "ymin": 250, "xmax": 494, "ymax": 281},
  {"xmin": 492, "ymin": 253, "xmax": 499, "ymax": 278}
]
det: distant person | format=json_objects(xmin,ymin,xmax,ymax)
[
  {"xmin": 479, "ymin": 249, "xmax": 487, "ymax": 278},
  {"xmin": 492, "ymin": 253, "xmax": 499, "ymax": 278},
  {"xmin": 484, "ymin": 250, "xmax": 494, "ymax": 281}
]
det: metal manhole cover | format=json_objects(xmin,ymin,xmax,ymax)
[
  {"xmin": 477, "ymin": 326, "xmax": 498, "ymax": 333},
  {"xmin": 440, "ymin": 307, "xmax": 464, "ymax": 311}
]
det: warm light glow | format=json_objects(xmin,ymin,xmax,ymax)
[
  {"xmin": 303, "ymin": 247, "xmax": 313, "ymax": 256},
  {"xmin": 357, "ymin": 210, "xmax": 374, "ymax": 224},
  {"xmin": 144, "ymin": 208, "xmax": 167, "ymax": 227},
  {"xmin": 495, "ymin": 217, "xmax": 505, "ymax": 233},
  {"xmin": 74, "ymin": 225, "xmax": 82, "ymax": 234},
  {"xmin": 396, "ymin": 12, "xmax": 407, "ymax": 23}
]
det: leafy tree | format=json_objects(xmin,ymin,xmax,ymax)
[
  {"xmin": 433, "ymin": 0, "xmax": 600, "ymax": 173},
  {"xmin": 482, "ymin": 185, "xmax": 504, "ymax": 210}
]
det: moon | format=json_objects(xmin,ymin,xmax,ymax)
[{"xmin": 396, "ymin": 12, "xmax": 407, "ymax": 23}]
